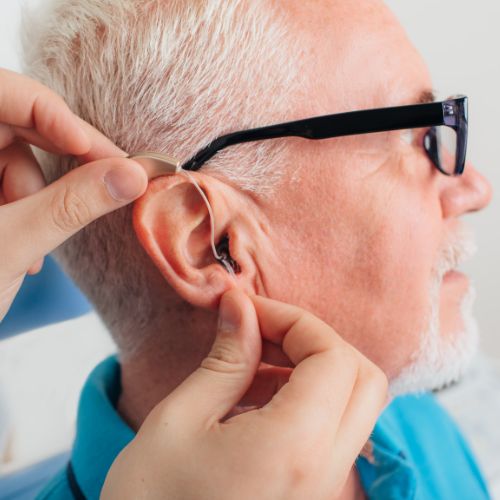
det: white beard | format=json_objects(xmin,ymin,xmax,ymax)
[{"xmin": 389, "ymin": 226, "xmax": 479, "ymax": 397}]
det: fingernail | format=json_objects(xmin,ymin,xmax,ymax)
[
  {"xmin": 218, "ymin": 294, "xmax": 241, "ymax": 333},
  {"xmin": 104, "ymin": 166, "xmax": 144, "ymax": 202}
]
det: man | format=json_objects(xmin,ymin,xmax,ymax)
[
  {"xmin": 22, "ymin": 0, "xmax": 492, "ymax": 497},
  {"xmin": 0, "ymin": 71, "xmax": 385, "ymax": 499}
]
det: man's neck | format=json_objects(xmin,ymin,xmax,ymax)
[{"xmin": 117, "ymin": 309, "xmax": 218, "ymax": 430}]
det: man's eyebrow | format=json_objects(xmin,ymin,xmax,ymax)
[{"xmin": 417, "ymin": 89, "xmax": 436, "ymax": 104}]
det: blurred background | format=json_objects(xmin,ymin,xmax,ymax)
[{"xmin": 0, "ymin": 0, "xmax": 499, "ymax": 497}]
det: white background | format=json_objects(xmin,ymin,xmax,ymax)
[{"xmin": 0, "ymin": 0, "xmax": 500, "ymax": 486}]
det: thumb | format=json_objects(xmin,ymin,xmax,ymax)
[
  {"xmin": 163, "ymin": 289, "xmax": 262, "ymax": 429},
  {"xmin": 2, "ymin": 157, "xmax": 148, "ymax": 273}
]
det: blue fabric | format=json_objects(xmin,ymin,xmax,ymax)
[
  {"xmin": 36, "ymin": 357, "xmax": 490, "ymax": 500},
  {"xmin": 355, "ymin": 394, "xmax": 490, "ymax": 499},
  {"xmin": 0, "ymin": 452, "xmax": 70, "ymax": 500},
  {"xmin": 0, "ymin": 256, "xmax": 91, "ymax": 341}
]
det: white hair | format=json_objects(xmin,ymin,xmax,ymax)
[
  {"xmin": 22, "ymin": 0, "xmax": 304, "ymax": 353},
  {"xmin": 389, "ymin": 225, "xmax": 479, "ymax": 396}
]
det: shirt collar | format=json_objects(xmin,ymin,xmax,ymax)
[
  {"xmin": 356, "ymin": 426, "xmax": 417, "ymax": 499},
  {"xmin": 71, "ymin": 356, "xmax": 134, "ymax": 499},
  {"xmin": 70, "ymin": 356, "xmax": 417, "ymax": 499}
]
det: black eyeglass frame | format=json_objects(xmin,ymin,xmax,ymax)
[{"xmin": 181, "ymin": 95, "xmax": 468, "ymax": 176}]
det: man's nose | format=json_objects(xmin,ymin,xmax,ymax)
[{"xmin": 440, "ymin": 162, "xmax": 493, "ymax": 218}]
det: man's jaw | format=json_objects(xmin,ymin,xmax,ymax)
[
  {"xmin": 389, "ymin": 284, "xmax": 478, "ymax": 398},
  {"xmin": 388, "ymin": 226, "xmax": 479, "ymax": 398}
]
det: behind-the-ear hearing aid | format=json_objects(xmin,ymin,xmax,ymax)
[{"xmin": 128, "ymin": 151, "xmax": 239, "ymax": 278}]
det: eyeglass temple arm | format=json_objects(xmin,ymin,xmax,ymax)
[{"xmin": 182, "ymin": 102, "xmax": 445, "ymax": 171}]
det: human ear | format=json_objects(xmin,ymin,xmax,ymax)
[{"xmin": 132, "ymin": 172, "xmax": 259, "ymax": 310}]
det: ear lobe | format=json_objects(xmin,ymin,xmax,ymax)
[{"xmin": 132, "ymin": 174, "xmax": 237, "ymax": 309}]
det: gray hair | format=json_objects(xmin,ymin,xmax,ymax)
[{"xmin": 22, "ymin": 0, "xmax": 304, "ymax": 354}]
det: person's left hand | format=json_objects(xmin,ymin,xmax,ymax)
[
  {"xmin": 0, "ymin": 68, "xmax": 148, "ymax": 322},
  {"xmin": 102, "ymin": 290, "xmax": 387, "ymax": 500}
]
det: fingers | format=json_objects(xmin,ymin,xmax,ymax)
[
  {"xmin": 0, "ymin": 143, "xmax": 47, "ymax": 277},
  {"xmin": 0, "ymin": 68, "xmax": 90, "ymax": 154},
  {"xmin": 251, "ymin": 294, "xmax": 387, "ymax": 480},
  {"xmin": 332, "ymin": 362, "xmax": 388, "ymax": 473},
  {"xmin": 261, "ymin": 339, "xmax": 293, "ymax": 367},
  {"xmin": 250, "ymin": 295, "xmax": 360, "ymax": 430},
  {"xmin": 0, "ymin": 157, "xmax": 148, "ymax": 277},
  {"xmin": 0, "ymin": 143, "xmax": 46, "ymax": 204},
  {"xmin": 0, "ymin": 69, "xmax": 134, "ymax": 198},
  {"xmin": 236, "ymin": 365, "xmax": 292, "ymax": 408},
  {"xmin": 27, "ymin": 258, "xmax": 44, "ymax": 276},
  {"xmin": 7, "ymin": 126, "xmax": 67, "ymax": 155},
  {"xmin": 156, "ymin": 289, "xmax": 263, "ymax": 430},
  {"xmin": 219, "ymin": 363, "xmax": 291, "ymax": 422},
  {"xmin": 74, "ymin": 117, "xmax": 126, "ymax": 164},
  {"xmin": 251, "ymin": 295, "xmax": 343, "ymax": 362}
]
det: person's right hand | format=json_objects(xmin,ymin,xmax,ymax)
[
  {"xmin": 102, "ymin": 289, "xmax": 388, "ymax": 500},
  {"xmin": 0, "ymin": 68, "xmax": 148, "ymax": 322}
]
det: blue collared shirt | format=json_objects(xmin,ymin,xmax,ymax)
[{"xmin": 37, "ymin": 357, "xmax": 490, "ymax": 499}]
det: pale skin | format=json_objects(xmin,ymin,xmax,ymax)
[
  {"xmin": 0, "ymin": 68, "xmax": 148, "ymax": 322},
  {"xmin": 0, "ymin": 67, "xmax": 387, "ymax": 498}
]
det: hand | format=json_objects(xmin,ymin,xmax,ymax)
[
  {"xmin": 102, "ymin": 289, "xmax": 388, "ymax": 500},
  {"xmin": 0, "ymin": 68, "xmax": 148, "ymax": 321}
]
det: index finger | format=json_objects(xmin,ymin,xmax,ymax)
[
  {"xmin": 0, "ymin": 68, "xmax": 90, "ymax": 154},
  {"xmin": 250, "ymin": 295, "xmax": 351, "ymax": 365},
  {"xmin": 250, "ymin": 295, "xmax": 360, "ymax": 428},
  {"xmin": 74, "ymin": 116, "xmax": 127, "ymax": 164}
]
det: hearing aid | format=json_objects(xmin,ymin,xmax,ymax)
[
  {"xmin": 216, "ymin": 235, "xmax": 241, "ymax": 274},
  {"xmin": 128, "ymin": 151, "xmax": 239, "ymax": 278}
]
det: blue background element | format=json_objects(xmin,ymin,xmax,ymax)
[{"xmin": 0, "ymin": 256, "xmax": 92, "ymax": 340}]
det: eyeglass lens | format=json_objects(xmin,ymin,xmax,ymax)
[{"xmin": 423, "ymin": 125, "xmax": 458, "ymax": 175}]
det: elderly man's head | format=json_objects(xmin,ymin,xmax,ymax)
[{"xmin": 25, "ymin": 0, "xmax": 491, "ymax": 397}]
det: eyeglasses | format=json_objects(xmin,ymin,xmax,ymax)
[{"xmin": 181, "ymin": 95, "xmax": 468, "ymax": 176}]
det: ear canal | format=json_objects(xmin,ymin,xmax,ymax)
[{"xmin": 216, "ymin": 235, "xmax": 241, "ymax": 275}]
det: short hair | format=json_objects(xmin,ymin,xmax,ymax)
[{"xmin": 22, "ymin": 0, "xmax": 303, "ymax": 355}]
